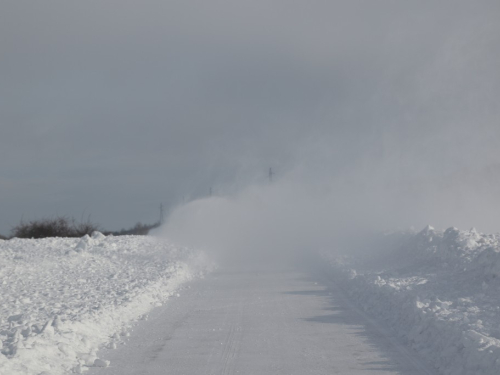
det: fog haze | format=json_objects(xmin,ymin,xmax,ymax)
[{"xmin": 1, "ymin": 1, "xmax": 500, "ymax": 237}]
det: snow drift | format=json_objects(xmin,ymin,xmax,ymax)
[
  {"xmin": 324, "ymin": 226, "xmax": 500, "ymax": 375},
  {"xmin": 0, "ymin": 233, "xmax": 212, "ymax": 375}
]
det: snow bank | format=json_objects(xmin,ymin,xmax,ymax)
[
  {"xmin": 324, "ymin": 226, "xmax": 500, "ymax": 375},
  {"xmin": 0, "ymin": 233, "xmax": 212, "ymax": 374}
]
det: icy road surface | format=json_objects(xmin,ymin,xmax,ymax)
[{"xmin": 90, "ymin": 266, "xmax": 435, "ymax": 375}]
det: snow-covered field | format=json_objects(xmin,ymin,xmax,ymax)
[
  {"xmin": 3, "ymin": 226, "xmax": 500, "ymax": 374},
  {"xmin": 324, "ymin": 226, "xmax": 500, "ymax": 375},
  {"xmin": 0, "ymin": 233, "xmax": 212, "ymax": 375}
]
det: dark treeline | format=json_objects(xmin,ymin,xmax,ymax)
[{"xmin": 6, "ymin": 216, "xmax": 160, "ymax": 239}]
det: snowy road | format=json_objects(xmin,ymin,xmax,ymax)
[{"xmin": 90, "ymin": 266, "xmax": 435, "ymax": 375}]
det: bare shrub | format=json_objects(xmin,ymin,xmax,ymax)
[
  {"xmin": 72, "ymin": 218, "xmax": 100, "ymax": 237},
  {"xmin": 10, "ymin": 216, "xmax": 100, "ymax": 239}
]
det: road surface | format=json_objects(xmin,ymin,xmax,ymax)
[{"xmin": 90, "ymin": 266, "xmax": 435, "ymax": 374}]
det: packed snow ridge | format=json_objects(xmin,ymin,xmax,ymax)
[
  {"xmin": 324, "ymin": 226, "xmax": 500, "ymax": 375},
  {"xmin": 0, "ymin": 232, "xmax": 212, "ymax": 375}
]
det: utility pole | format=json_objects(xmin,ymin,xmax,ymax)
[
  {"xmin": 159, "ymin": 203, "xmax": 164, "ymax": 225},
  {"xmin": 269, "ymin": 167, "xmax": 274, "ymax": 183}
]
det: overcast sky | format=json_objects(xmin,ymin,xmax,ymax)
[{"xmin": 1, "ymin": 1, "xmax": 500, "ymax": 235}]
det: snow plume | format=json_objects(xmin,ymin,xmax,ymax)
[
  {"xmin": 157, "ymin": 1, "xmax": 500, "ymax": 264},
  {"xmin": 160, "ymin": 153, "xmax": 500, "ymax": 265},
  {"xmin": 157, "ymin": 181, "xmax": 351, "ymax": 266},
  {"xmin": 157, "ymin": 173, "xmax": 413, "ymax": 266}
]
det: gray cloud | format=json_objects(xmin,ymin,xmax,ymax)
[{"xmin": 1, "ymin": 1, "xmax": 500, "ymax": 235}]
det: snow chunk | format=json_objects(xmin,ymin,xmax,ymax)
[
  {"xmin": 91, "ymin": 231, "xmax": 106, "ymax": 241},
  {"xmin": 92, "ymin": 358, "xmax": 110, "ymax": 367}
]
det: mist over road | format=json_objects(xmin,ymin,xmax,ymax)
[{"xmin": 90, "ymin": 264, "xmax": 434, "ymax": 375}]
